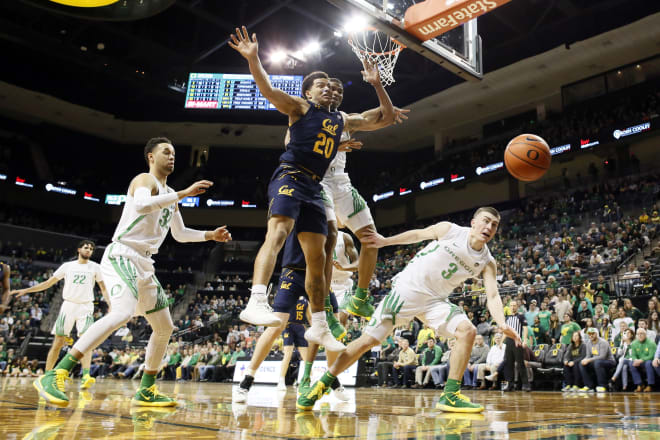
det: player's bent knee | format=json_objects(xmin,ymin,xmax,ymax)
[{"xmin": 455, "ymin": 321, "xmax": 477, "ymax": 340}]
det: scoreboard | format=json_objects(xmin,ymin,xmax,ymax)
[{"xmin": 184, "ymin": 73, "xmax": 303, "ymax": 110}]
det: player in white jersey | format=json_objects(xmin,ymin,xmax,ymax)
[
  {"xmin": 12, "ymin": 240, "xmax": 108, "ymax": 389},
  {"xmin": 322, "ymin": 78, "xmax": 409, "ymax": 320},
  {"xmin": 298, "ymin": 207, "xmax": 521, "ymax": 413},
  {"xmin": 331, "ymin": 229, "xmax": 359, "ymax": 326},
  {"xmin": 33, "ymin": 137, "xmax": 231, "ymax": 408}
]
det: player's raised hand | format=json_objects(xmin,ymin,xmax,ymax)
[
  {"xmin": 393, "ymin": 107, "xmax": 410, "ymax": 124},
  {"xmin": 11, "ymin": 289, "xmax": 27, "ymax": 298},
  {"xmin": 228, "ymin": 26, "xmax": 259, "ymax": 60},
  {"xmin": 207, "ymin": 226, "xmax": 232, "ymax": 242},
  {"xmin": 361, "ymin": 58, "xmax": 381, "ymax": 86},
  {"xmin": 361, "ymin": 232, "xmax": 387, "ymax": 248},
  {"xmin": 338, "ymin": 139, "xmax": 363, "ymax": 152},
  {"xmin": 500, "ymin": 325, "xmax": 523, "ymax": 347},
  {"xmin": 183, "ymin": 180, "xmax": 213, "ymax": 197}
]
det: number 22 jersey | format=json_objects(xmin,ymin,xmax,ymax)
[{"xmin": 393, "ymin": 223, "xmax": 495, "ymax": 300}]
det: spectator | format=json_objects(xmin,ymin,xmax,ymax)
[
  {"xmin": 638, "ymin": 319, "xmax": 656, "ymax": 343},
  {"xmin": 579, "ymin": 328, "xmax": 616, "ymax": 393},
  {"xmin": 463, "ymin": 334, "xmax": 489, "ymax": 388},
  {"xmin": 376, "ymin": 337, "xmax": 401, "ymax": 387},
  {"xmin": 480, "ymin": 332, "xmax": 505, "ymax": 389},
  {"xmin": 412, "ymin": 338, "xmax": 442, "ymax": 388},
  {"xmin": 630, "ymin": 328, "xmax": 657, "ymax": 392},
  {"xmin": 611, "ymin": 328, "xmax": 635, "ymax": 391},
  {"xmin": 392, "ymin": 338, "xmax": 417, "ymax": 388},
  {"xmin": 560, "ymin": 313, "xmax": 581, "ymax": 345},
  {"xmin": 612, "ymin": 308, "xmax": 634, "ymax": 339},
  {"xmin": 562, "ymin": 331, "xmax": 586, "ymax": 392},
  {"xmin": 430, "ymin": 340, "xmax": 454, "ymax": 389}
]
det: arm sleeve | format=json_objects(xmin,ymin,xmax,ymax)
[
  {"xmin": 170, "ymin": 210, "xmax": 207, "ymax": 243},
  {"xmin": 133, "ymin": 187, "xmax": 179, "ymax": 215}
]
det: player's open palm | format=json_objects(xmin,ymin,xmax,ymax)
[
  {"xmin": 208, "ymin": 226, "xmax": 232, "ymax": 242},
  {"xmin": 229, "ymin": 26, "xmax": 258, "ymax": 60},
  {"xmin": 361, "ymin": 59, "xmax": 381, "ymax": 85},
  {"xmin": 185, "ymin": 180, "xmax": 213, "ymax": 197},
  {"xmin": 361, "ymin": 232, "xmax": 386, "ymax": 248}
]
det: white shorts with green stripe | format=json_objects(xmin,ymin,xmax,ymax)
[
  {"xmin": 321, "ymin": 175, "xmax": 373, "ymax": 232},
  {"xmin": 364, "ymin": 285, "xmax": 469, "ymax": 343},
  {"xmin": 51, "ymin": 300, "xmax": 94, "ymax": 337},
  {"xmin": 101, "ymin": 242, "xmax": 170, "ymax": 317}
]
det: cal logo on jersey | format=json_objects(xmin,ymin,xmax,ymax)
[
  {"xmin": 281, "ymin": 282, "xmax": 292, "ymax": 290},
  {"xmin": 321, "ymin": 119, "xmax": 339, "ymax": 136},
  {"xmin": 278, "ymin": 185, "xmax": 295, "ymax": 196}
]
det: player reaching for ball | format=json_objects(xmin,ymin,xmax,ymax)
[{"xmin": 297, "ymin": 207, "xmax": 522, "ymax": 413}]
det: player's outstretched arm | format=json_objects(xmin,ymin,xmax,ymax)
[
  {"xmin": 344, "ymin": 59, "xmax": 396, "ymax": 132},
  {"xmin": 170, "ymin": 208, "xmax": 232, "ymax": 243},
  {"xmin": 229, "ymin": 26, "xmax": 307, "ymax": 117},
  {"xmin": 2, "ymin": 264, "xmax": 9, "ymax": 292},
  {"xmin": 131, "ymin": 174, "xmax": 213, "ymax": 215},
  {"xmin": 483, "ymin": 262, "xmax": 522, "ymax": 346},
  {"xmin": 11, "ymin": 276, "xmax": 59, "ymax": 298},
  {"xmin": 361, "ymin": 221, "xmax": 452, "ymax": 248}
]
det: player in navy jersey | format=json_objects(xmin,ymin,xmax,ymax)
[
  {"xmin": 234, "ymin": 227, "xmax": 343, "ymax": 403},
  {"xmin": 278, "ymin": 297, "xmax": 309, "ymax": 391},
  {"xmin": 229, "ymin": 26, "xmax": 395, "ymax": 351}
]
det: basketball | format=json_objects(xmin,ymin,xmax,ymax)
[{"xmin": 504, "ymin": 134, "xmax": 551, "ymax": 182}]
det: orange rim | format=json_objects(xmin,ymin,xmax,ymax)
[{"xmin": 347, "ymin": 26, "xmax": 406, "ymax": 56}]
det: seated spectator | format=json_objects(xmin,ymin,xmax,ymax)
[
  {"xmin": 611, "ymin": 328, "xmax": 635, "ymax": 391},
  {"xmin": 416, "ymin": 324, "xmax": 435, "ymax": 350},
  {"xmin": 612, "ymin": 308, "xmax": 634, "ymax": 340},
  {"xmin": 560, "ymin": 313, "xmax": 581, "ymax": 345},
  {"xmin": 412, "ymin": 338, "xmax": 442, "ymax": 388},
  {"xmin": 430, "ymin": 340, "xmax": 454, "ymax": 389},
  {"xmin": 463, "ymin": 334, "xmax": 489, "ymax": 388},
  {"xmin": 623, "ymin": 298, "xmax": 643, "ymax": 322},
  {"xmin": 638, "ymin": 319, "xmax": 656, "ymax": 344},
  {"xmin": 562, "ymin": 331, "xmax": 586, "ymax": 391},
  {"xmin": 212, "ymin": 345, "xmax": 233, "ymax": 382},
  {"xmin": 630, "ymin": 328, "xmax": 657, "ymax": 392},
  {"xmin": 376, "ymin": 337, "xmax": 401, "ymax": 387},
  {"xmin": 579, "ymin": 328, "xmax": 616, "ymax": 393},
  {"xmin": 392, "ymin": 338, "xmax": 417, "ymax": 388},
  {"xmin": 479, "ymin": 332, "xmax": 505, "ymax": 389}
]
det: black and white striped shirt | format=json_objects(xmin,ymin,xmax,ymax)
[{"xmin": 505, "ymin": 314, "xmax": 527, "ymax": 338}]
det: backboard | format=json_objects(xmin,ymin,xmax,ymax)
[{"xmin": 327, "ymin": 0, "xmax": 484, "ymax": 81}]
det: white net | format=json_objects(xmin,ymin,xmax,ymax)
[{"xmin": 347, "ymin": 28, "xmax": 404, "ymax": 87}]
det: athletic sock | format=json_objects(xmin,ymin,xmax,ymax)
[
  {"xmin": 320, "ymin": 372, "xmax": 336, "ymax": 388},
  {"xmin": 250, "ymin": 284, "xmax": 267, "ymax": 297},
  {"xmin": 324, "ymin": 295, "xmax": 333, "ymax": 313},
  {"xmin": 302, "ymin": 361, "xmax": 313, "ymax": 382},
  {"xmin": 240, "ymin": 374, "xmax": 254, "ymax": 390},
  {"xmin": 354, "ymin": 287, "xmax": 369, "ymax": 301},
  {"xmin": 140, "ymin": 373, "xmax": 156, "ymax": 389},
  {"xmin": 444, "ymin": 378, "xmax": 461, "ymax": 394},
  {"xmin": 82, "ymin": 368, "xmax": 90, "ymax": 377},
  {"xmin": 54, "ymin": 354, "xmax": 79, "ymax": 372},
  {"xmin": 330, "ymin": 377, "xmax": 341, "ymax": 390},
  {"xmin": 311, "ymin": 311, "xmax": 326, "ymax": 326}
]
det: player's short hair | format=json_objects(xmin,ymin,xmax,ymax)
[
  {"xmin": 144, "ymin": 137, "xmax": 172, "ymax": 165},
  {"xmin": 474, "ymin": 206, "xmax": 501, "ymax": 220},
  {"xmin": 301, "ymin": 71, "xmax": 329, "ymax": 98},
  {"xmin": 77, "ymin": 240, "xmax": 95, "ymax": 250},
  {"xmin": 329, "ymin": 77, "xmax": 343, "ymax": 86}
]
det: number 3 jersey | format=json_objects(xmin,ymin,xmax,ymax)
[
  {"xmin": 279, "ymin": 101, "xmax": 344, "ymax": 178},
  {"xmin": 53, "ymin": 260, "xmax": 103, "ymax": 304},
  {"xmin": 111, "ymin": 174, "xmax": 176, "ymax": 257},
  {"xmin": 393, "ymin": 223, "xmax": 495, "ymax": 300}
]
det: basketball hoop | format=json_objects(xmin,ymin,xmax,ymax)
[{"xmin": 347, "ymin": 27, "xmax": 404, "ymax": 87}]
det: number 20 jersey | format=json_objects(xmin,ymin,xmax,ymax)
[
  {"xmin": 392, "ymin": 223, "xmax": 495, "ymax": 300},
  {"xmin": 279, "ymin": 101, "xmax": 344, "ymax": 178}
]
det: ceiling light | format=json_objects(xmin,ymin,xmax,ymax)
[
  {"xmin": 302, "ymin": 41, "xmax": 320, "ymax": 54},
  {"xmin": 343, "ymin": 16, "xmax": 369, "ymax": 33},
  {"xmin": 334, "ymin": 30, "xmax": 343, "ymax": 38},
  {"xmin": 269, "ymin": 50, "xmax": 287, "ymax": 63},
  {"xmin": 292, "ymin": 50, "xmax": 305, "ymax": 60}
]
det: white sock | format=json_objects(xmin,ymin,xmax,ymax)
[
  {"xmin": 251, "ymin": 284, "xmax": 267, "ymax": 297},
  {"xmin": 247, "ymin": 368, "xmax": 256, "ymax": 377},
  {"xmin": 311, "ymin": 311, "xmax": 326, "ymax": 326}
]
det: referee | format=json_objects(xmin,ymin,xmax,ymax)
[{"xmin": 502, "ymin": 300, "xmax": 531, "ymax": 391}]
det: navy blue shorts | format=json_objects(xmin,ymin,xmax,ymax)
[
  {"xmin": 267, "ymin": 165, "xmax": 327, "ymax": 236},
  {"xmin": 272, "ymin": 269, "xmax": 339, "ymax": 313},
  {"xmin": 283, "ymin": 323, "xmax": 307, "ymax": 347}
]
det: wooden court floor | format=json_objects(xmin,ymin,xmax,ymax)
[{"xmin": 2, "ymin": 377, "xmax": 660, "ymax": 439}]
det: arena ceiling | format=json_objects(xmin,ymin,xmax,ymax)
[{"xmin": 0, "ymin": 0, "xmax": 658, "ymax": 135}]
